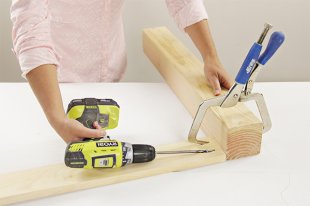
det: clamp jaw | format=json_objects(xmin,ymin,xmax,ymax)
[{"xmin": 188, "ymin": 23, "xmax": 285, "ymax": 144}]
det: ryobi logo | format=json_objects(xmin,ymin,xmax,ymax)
[
  {"xmin": 86, "ymin": 106, "xmax": 97, "ymax": 109},
  {"xmin": 96, "ymin": 142, "xmax": 118, "ymax": 147},
  {"xmin": 246, "ymin": 59, "xmax": 256, "ymax": 74}
]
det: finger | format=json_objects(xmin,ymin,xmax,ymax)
[
  {"xmin": 93, "ymin": 121, "xmax": 101, "ymax": 130},
  {"xmin": 220, "ymin": 72, "xmax": 234, "ymax": 89},
  {"xmin": 76, "ymin": 125, "xmax": 106, "ymax": 138},
  {"xmin": 224, "ymin": 79, "xmax": 233, "ymax": 90},
  {"xmin": 209, "ymin": 75, "xmax": 221, "ymax": 96}
]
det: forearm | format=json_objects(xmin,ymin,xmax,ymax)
[
  {"xmin": 185, "ymin": 20, "xmax": 219, "ymax": 62},
  {"xmin": 26, "ymin": 65, "xmax": 65, "ymax": 128},
  {"xmin": 185, "ymin": 20, "xmax": 233, "ymax": 93},
  {"xmin": 26, "ymin": 64, "xmax": 105, "ymax": 142}
]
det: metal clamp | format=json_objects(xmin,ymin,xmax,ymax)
[{"xmin": 187, "ymin": 23, "xmax": 285, "ymax": 144}]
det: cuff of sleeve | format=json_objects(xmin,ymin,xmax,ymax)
[
  {"xmin": 18, "ymin": 47, "xmax": 59, "ymax": 79},
  {"xmin": 174, "ymin": 0, "xmax": 208, "ymax": 31}
]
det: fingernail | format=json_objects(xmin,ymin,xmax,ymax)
[{"xmin": 215, "ymin": 89, "xmax": 221, "ymax": 95}]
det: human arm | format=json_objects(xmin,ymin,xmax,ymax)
[
  {"xmin": 26, "ymin": 65, "xmax": 105, "ymax": 143},
  {"xmin": 165, "ymin": 0, "xmax": 233, "ymax": 95},
  {"xmin": 185, "ymin": 20, "xmax": 233, "ymax": 95},
  {"xmin": 10, "ymin": 0, "xmax": 104, "ymax": 142}
]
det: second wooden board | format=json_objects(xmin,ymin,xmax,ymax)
[{"xmin": 0, "ymin": 138, "xmax": 225, "ymax": 205}]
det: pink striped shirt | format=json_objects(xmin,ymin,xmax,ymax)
[{"xmin": 11, "ymin": 0, "xmax": 208, "ymax": 82}]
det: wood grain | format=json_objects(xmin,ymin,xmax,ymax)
[
  {"xmin": 143, "ymin": 27, "xmax": 263, "ymax": 160},
  {"xmin": 0, "ymin": 138, "xmax": 225, "ymax": 205}
]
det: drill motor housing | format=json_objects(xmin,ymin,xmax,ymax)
[{"xmin": 65, "ymin": 139, "xmax": 156, "ymax": 169}]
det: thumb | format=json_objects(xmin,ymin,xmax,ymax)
[{"xmin": 209, "ymin": 75, "xmax": 221, "ymax": 96}]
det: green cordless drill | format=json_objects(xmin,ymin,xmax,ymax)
[{"xmin": 65, "ymin": 98, "xmax": 214, "ymax": 169}]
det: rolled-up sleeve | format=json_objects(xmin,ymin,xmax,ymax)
[
  {"xmin": 165, "ymin": 0, "xmax": 208, "ymax": 31},
  {"xmin": 10, "ymin": 0, "xmax": 59, "ymax": 78}
]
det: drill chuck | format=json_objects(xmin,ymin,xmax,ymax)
[{"xmin": 132, "ymin": 144, "xmax": 156, "ymax": 163}]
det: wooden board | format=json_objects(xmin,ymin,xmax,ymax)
[
  {"xmin": 143, "ymin": 27, "xmax": 263, "ymax": 160},
  {"xmin": 0, "ymin": 138, "xmax": 225, "ymax": 205}
]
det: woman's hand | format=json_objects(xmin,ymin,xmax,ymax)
[
  {"xmin": 204, "ymin": 57, "xmax": 233, "ymax": 96},
  {"xmin": 185, "ymin": 20, "xmax": 234, "ymax": 95},
  {"xmin": 53, "ymin": 117, "xmax": 106, "ymax": 143}
]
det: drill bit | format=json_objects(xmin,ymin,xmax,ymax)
[{"xmin": 156, "ymin": 149, "xmax": 215, "ymax": 154}]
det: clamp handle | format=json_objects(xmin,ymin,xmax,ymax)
[
  {"xmin": 235, "ymin": 43, "xmax": 262, "ymax": 85},
  {"xmin": 258, "ymin": 31, "xmax": 285, "ymax": 65},
  {"xmin": 235, "ymin": 31, "xmax": 285, "ymax": 85}
]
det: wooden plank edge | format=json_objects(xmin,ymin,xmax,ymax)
[{"xmin": 0, "ymin": 138, "xmax": 225, "ymax": 205}]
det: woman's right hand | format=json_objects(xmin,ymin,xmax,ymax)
[{"xmin": 53, "ymin": 117, "xmax": 106, "ymax": 143}]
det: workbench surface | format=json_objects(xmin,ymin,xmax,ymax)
[{"xmin": 0, "ymin": 82, "xmax": 309, "ymax": 206}]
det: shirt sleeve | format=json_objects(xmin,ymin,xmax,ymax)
[
  {"xmin": 10, "ymin": 0, "xmax": 59, "ymax": 78},
  {"xmin": 165, "ymin": 0, "xmax": 208, "ymax": 31}
]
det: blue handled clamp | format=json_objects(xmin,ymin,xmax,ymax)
[
  {"xmin": 244, "ymin": 31, "xmax": 285, "ymax": 95},
  {"xmin": 188, "ymin": 23, "xmax": 285, "ymax": 144}
]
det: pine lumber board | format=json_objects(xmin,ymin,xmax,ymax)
[
  {"xmin": 0, "ymin": 138, "xmax": 225, "ymax": 205},
  {"xmin": 143, "ymin": 27, "xmax": 263, "ymax": 159}
]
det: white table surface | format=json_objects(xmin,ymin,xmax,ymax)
[{"xmin": 0, "ymin": 82, "xmax": 309, "ymax": 206}]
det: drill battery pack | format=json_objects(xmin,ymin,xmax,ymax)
[{"xmin": 66, "ymin": 98, "xmax": 120, "ymax": 130}]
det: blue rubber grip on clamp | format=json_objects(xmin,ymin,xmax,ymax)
[
  {"xmin": 235, "ymin": 42, "xmax": 262, "ymax": 84},
  {"xmin": 258, "ymin": 31, "xmax": 285, "ymax": 65}
]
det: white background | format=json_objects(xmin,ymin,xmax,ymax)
[{"xmin": 0, "ymin": 0, "xmax": 309, "ymax": 82}]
